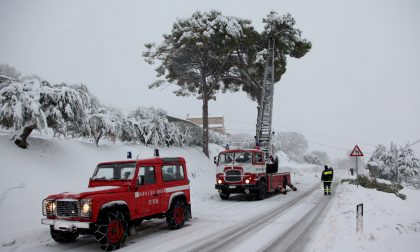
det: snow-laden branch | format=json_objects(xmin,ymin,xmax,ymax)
[{"xmin": 0, "ymin": 182, "xmax": 26, "ymax": 205}]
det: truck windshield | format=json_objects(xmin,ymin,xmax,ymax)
[
  {"xmin": 218, "ymin": 152, "xmax": 252, "ymax": 165},
  {"xmin": 92, "ymin": 163, "xmax": 136, "ymax": 180}
]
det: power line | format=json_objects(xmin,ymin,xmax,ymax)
[
  {"xmin": 226, "ymin": 120, "xmax": 379, "ymax": 147},
  {"xmin": 225, "ymin": 123, "xmax": 419, "ymax": 156}
]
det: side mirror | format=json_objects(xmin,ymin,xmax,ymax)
[{"xmin": 213, "ymin": 156, "xmax": 217, "ymax": 164}]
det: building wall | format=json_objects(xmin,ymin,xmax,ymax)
[{"xmin": 186, "ymin": 116, "xmax": 225, "ymax": 134}]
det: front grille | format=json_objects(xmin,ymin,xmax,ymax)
[
  {"xmin": 225, "ymin": 169, "xmax": 242, "ymax": 182},
  {"xmin": 57, "ymin": 200, "xmax": 79, "ymax": 217}
]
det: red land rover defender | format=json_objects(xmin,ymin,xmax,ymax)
[{"xmin": 41, "ymin": 154, "xmax": 191, "ymax": 251}]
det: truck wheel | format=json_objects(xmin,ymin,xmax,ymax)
[
  {"xmin": 219, "ymin": 191, "xmax": 230, "ymax": 200},
  {"xmin": 166, "ymin": 199, "xmax": 187, "ymax": 230},
  {"xmin": 283, "ymin": 178, "xmax": 288, "ymax": 195},
  {"xmin": 256, "ymin": 181, "xmax": 267, "ymax": 200},
  {"xmin": 95, "ymin": 210, "xmax": 128, "ymax": 251},
  {"xmin": 50, "ymin": 226, "xmax": 78, "ymax": 243}
]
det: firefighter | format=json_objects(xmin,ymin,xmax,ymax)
[{"xmin": 321, "ymin": 165, "xmax": 334, "ymax": 195}]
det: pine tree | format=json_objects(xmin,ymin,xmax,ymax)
[
  {"xmin": 143, "ymin": 10, "xmax": 257, "ymax": 157},
  {"xmin": 143, "ymin": 11, "xmax": 311, "ymax": 157}
]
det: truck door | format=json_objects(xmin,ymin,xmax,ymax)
[{"xmin": 135, "ymin": 166, "xmax": 162, "ymax": 216}]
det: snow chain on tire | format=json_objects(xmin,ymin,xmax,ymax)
[
  {"xmin": 166, "ymin": 199, "xmax": 187, "ymax": 229},
  {"xmin": 94, "ymin": 210, "xmax": 128, "ymax": 251}
]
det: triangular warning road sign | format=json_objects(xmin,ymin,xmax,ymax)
[{"xmin": 350, "ymin": 145, "xmax": 364, "ymax": 156}]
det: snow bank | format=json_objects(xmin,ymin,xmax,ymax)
[
  {"xmin": 308, "ymin": 177, "xmax": 420, "ymax": 252},
  {"xmin": 276, "ymin": 150, "xmax": 324, "ymax": 186}
]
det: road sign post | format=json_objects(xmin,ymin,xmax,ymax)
[{"xmin": 350, "ymin": 145, "xmax": 364, "ymax": 187}]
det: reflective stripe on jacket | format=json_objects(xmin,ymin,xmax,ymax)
[{"xmin": 321, "ymin": 169, "xmax": 334, "ymax": 182}]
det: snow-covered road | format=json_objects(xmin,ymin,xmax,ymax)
[{"xmin": 6, "ymin": 182, "xmax": 327, "ymax": 252}]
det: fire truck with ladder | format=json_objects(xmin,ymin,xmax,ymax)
[{"xmin": 215, "ymin": 37, "xmax": 297, "ymax": 200}]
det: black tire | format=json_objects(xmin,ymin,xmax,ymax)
[
  {"xmin": 166, "ymin": 199, "xmax": 187, "ymax": 229},
  {"xmin": 50, "ymin": 226, "xmax": 78, "ymax": 243},
  {"xmin": 219, "ymin": 191, "xmax": 230, "ymax": 200},
  {"xmin": 283, "ymin": 178, "xmax": 288, "ymax": 195},
  {"xmin": 95, "ymin": 210, "xmax": 128, "ymax": 251},
  {"xmin": 256, "ymin": 181, "xmax": 267, "ymax": 200}
]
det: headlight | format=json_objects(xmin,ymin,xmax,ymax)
[
  {"xmin": 79, "ymin": 199, "xmax": 92, "ymax": 218},
  {"xmin": 217, "ymin": 179, "xmax": 223, "ymax": 184},
  {"xmin": 245, "ymin": 179, "xmax": 250, "ymax": 184},
  {"xmin": 43, "ymin": 199, "xmax": 56, "ymax": 216}
]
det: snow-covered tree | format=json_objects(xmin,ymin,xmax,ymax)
[
  {"xmin": 0, "ymin": 63, "xmax": 21, "ymax": 80},
  {"xmin": 0, "ymin": 78, "xmax": 92, "ymax": 148},
  {"xmin": 397, "ymin": 144, "xmax": 420, "ymax": 179},
  {"xmin": 234, "ymin": 12, "xmax": 312, "ymax": 104},
  {"xmin": 143, "ymin": 10, "xmax": 257, "ymax": 157},
  {"xmin": 128, "ymin": 107, "xmax": 182, "ymax": 146},
  {"xmin": 89, "ymin": 106, "xmax": 124, "ymax": 146},
  {"xmin": 367, "ymin": 143, "xmax": 420, "ymax": 182},
  {"xmin": 119, "ymin": 119, "xmax": 137, "ymax": 143},
  {"xmin": 209, "ymin": 130, "xmax": 231, "ymax": 146},
  {"xmin": 0, "ymin": 80, "xmax": 47, "ymax": 148},
  {"xmin": 39, "ymin": 82, "xmax": 91, "ymax": 138},
  {"xmin": 304, "ymin": 154, "xmax": 321, "ymax": 165},
  {"xmin": 310, "ymin": 150, "xmax": 330, "ymax": 165},
  {"xmin": 144, "ymin": 11, "xmax": 311, "ymax": 158},
  {"xmin": 272, "ymin": 131, "xmax": 308, "ymax": 162}
]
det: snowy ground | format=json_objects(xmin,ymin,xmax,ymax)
[
  {"xmin": 308, "ymin": 176, "xmax": 420, "ymax": 252},
  {"xmin": 0, "ymin": 133, "xmax": 419, "ymax": 251}
]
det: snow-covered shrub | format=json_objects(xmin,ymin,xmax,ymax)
[
  {"xmin": 89, "ymin": 106, "xmax": 125, "ymax": 146},
  {"xmin": 0, "ymin": 64, "xmax": 21, "ymax": 81},
  {"xmin": 367, "ymin": 143, "xmax": 420, "ymax": 182},
  {"xmin": 119, "ymin": 119, "xmax": 137, "ymax": 143},
  {"xmin": 0, "ymin": 79, "xmax": 47, "ymax": 131},
  {"xmin": 209, "ymin": 130, "xmax": 231, "ymax": 146},
  {"xmin": 272, "ymin": 131, "xmax": 308, "ymax": 162},
  {"xmin": 168, "ymin": 117, "xmax": 202, "ymax": 147},
  {"xmin": 0, "ymin": 79, "xmax": 93, "ymax": 139},
  {"xmin": 128, "ymin": 107, "xmax": 182, "ymax": 146},
  {"xmin": 40, "ymin": 82, "xmax": 91, "ymax": 137},
  {"xmin": 303, "ymin": 154, "xmax": 321, "ymax": 165},
  {"xmin": 304, "ymin": 150, "xmax": 330, "ymax": 165}
]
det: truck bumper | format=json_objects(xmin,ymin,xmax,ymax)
[
  {"xmin": 215, "ymin": 184, "xmax": 259, "ymax": 193},
  {"xmin": 41, "ymin": 218, "xmax": 92, "ymax": 231}
]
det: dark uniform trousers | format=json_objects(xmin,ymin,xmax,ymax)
[
  {"xmin": 323, "ymin": 181, "xmax": 332, "ymax": 195},
  {"xmin": 321, "ymin": 169, "xmax": 333, "ymax": 195}
]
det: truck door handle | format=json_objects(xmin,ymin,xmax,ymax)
[{"xmin": 153, "ymin": 193, "xmax": 159, "ymax": 196}]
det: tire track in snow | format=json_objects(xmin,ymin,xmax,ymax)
[
  {"xmin": 260, "ymin": 182, "xmax": 339, "ymax": 252},
  {"xmin": 170, "ymin": 183, "xmax": 320, "ymax": 252}
]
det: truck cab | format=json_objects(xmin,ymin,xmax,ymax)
[
  {"xmin": 41, "ymin": 155, "xmax": 191, "ymax": 251},
  {"xmin": 214, "ymin": 149, "xmax": 296, "ymax": 200}
]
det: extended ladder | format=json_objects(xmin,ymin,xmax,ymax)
[{"xmin": 256, "ymin": 37, "xmax": 276, "ymax": 161}]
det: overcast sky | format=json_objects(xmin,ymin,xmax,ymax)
[{"xmin": 1, "ymin": 0, "xmax": 419, "ymax": 160}]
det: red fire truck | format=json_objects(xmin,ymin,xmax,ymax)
[
  {"xmin": 214, "ymin": 149, "xmax": 296, "ymax": 200},
  {"xmin": 41, "ymin": 152, "xmax": 191, "ymax": 251}
]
